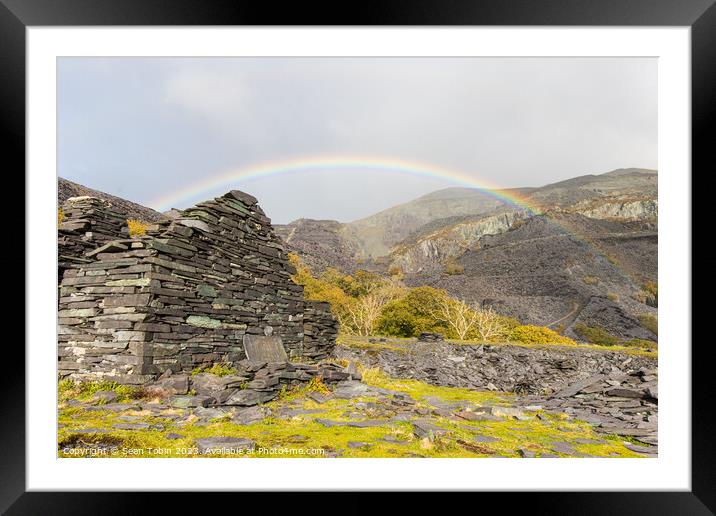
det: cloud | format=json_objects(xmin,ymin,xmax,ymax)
[
  {"xmin": 58, "ymin": 57, "xmax": 657, "ymax": 223},
  {"xmin": 164, "ymin": 64, "xmax": 249, "ymax": 127}
]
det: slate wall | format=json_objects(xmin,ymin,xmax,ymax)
[{"xmin": 58, "ymin": 191, "xmax": 336, "ymax": 383}]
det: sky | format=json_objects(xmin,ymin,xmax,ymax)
[{"xmin": 57, "ymin": 57, "xmax": 657, "ymax": 224}]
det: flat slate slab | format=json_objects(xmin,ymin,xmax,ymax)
[
  {"xmin": 473, "ymin": 434, "xmax": 500, "ymax": 443},
  {"xmin": 243, "ymin": 335, "xmax": 288, "ymax": 364}
]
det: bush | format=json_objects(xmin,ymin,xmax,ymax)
[
  {"xmin": 582, "ymin": 276, "xmax": 599, "ymax": 285},
  {"xmin": 497, "ymin": 315, "xmax": 521, "ymax": 332},
  {"xmin": 58, "ymin": 208, "xmax": 65, "ymax": 225},
  {"xmin": 643, "ymin": 281, "xmax": 658, "ymax": 307},
  {"xmin": 573, "ymin": 324, "xmax": 621, "ymax": 346},
  {"xmin": 623, "ymin": 338, "xmax": 657, "ymax": 351},
  {"xmin": 637, "ymin": 313, "xmax": 658, "ymax": 335},
  {"xmin": 376, "ymin": 286, "xmax": 450, "ymax": 338},
  {"xmin": 442, "ymin": 257, "xmax": 464, "ymax": 275},
  {"xmin": 510, "ymin": 325, "xmax": 576, "ymax": 345},
  {"xmin": 127, "ymin": 219, "xmax": 149, "ymax": 237},
  {"xmin": 606, "ymin": 292, "xmax": 619, "ymax": 303}
]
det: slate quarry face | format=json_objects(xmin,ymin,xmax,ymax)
[{"xmin": 57, "ymin": 190, "xmax": 338, "ymax": 383}]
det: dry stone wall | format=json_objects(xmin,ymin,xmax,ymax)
[
  {"xmin": 58, "ymin": 197, "xmax": 129, "ymax": 273},
  {"xmin": 58, "ymin": 190, "xmax": 337, "ymax": 383}
]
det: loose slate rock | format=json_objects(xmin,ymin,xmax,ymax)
[
  {"xmin": 84, "ymin": 403, "xmax": 141, "ymax": 412},
  {"xmin": 346, "ymin": 420, "xmax": 388, "ymax": 428},
  {"xmin": 223, "ymin": 389, "xmax": 277, "ymax": 407},
  {"xmin": 550, "ymin": 442, "xmax": 577, "ymax": 455},
  {"xmin": 113, "ymin": 422, "xmax": 151, "ymax": 430},
  {"xmin": 473, "ymin": 434, "xmax": 500, "ymax": 443},
  {"xmin": 232, "ymin": 406, "xmax": 269, "ymax": 425},
  {"xmin": 624, "ymin": 443, "xmax": 657, "ymax": 455},
  {"xmin": 92, "ymin": 390, "xmax": 118, "ymax": 403},
  {"xmin": 348, "ymin": 441, "xmax": 372, "ymax": 449},
  {"xmin": 170, "ymin": 395, "xmax": 214, "ymax": 409},
  {"xmin": 412, "ymin": 420, "xmax": 449, "ymax": 440},
  {"xmin": 314, "ymin": 418, "xmax": 345, "ymax": 428},
  {"xmin": 333, "ymin": 381, "xmax": 373, "ymax": 399},
  {"xmin": 382, "ymin": 435, "xmax": 409, "ymax": 445},
  {"xmin": 307, "ymin": 391, "xmax": 334, "ymax": 404}
]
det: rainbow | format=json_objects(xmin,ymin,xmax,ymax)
[
  {"xmin": 146, "ymin": 154, "xmax": 642, "ymax": 289},
  {"xmin": 147, "ymin": 155, "xmax": 543, "ymax": 215}
]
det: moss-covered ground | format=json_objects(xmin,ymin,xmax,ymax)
[{"xmin": 58, "ymin": 369, "xmax": 649, "ymax": 459}]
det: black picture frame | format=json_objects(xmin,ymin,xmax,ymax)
[{"xmin": 3, "ymin": 1, "xmax": 713, "ymax": 513}]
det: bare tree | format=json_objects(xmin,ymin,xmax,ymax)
[
  {"xmin": 471, "ymin": 305, "xmax": 506, "ymax": 341},
  {"xmin": 432, "ymin": 297, "xmax": 505, "ymax": 341},
  {"xmin": 345, "ymin": 278, "xmax": 405, "ymax": 336},
  {"xmin": 345, "ymin": 292, "xmax": 387, "ymax": 336}
]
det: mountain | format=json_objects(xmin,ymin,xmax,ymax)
[
  {"xmin": 342, "ymin": 187, "xmax": 530, "ymax": 257},
  {"xmin": 277, "ymin": 168, "xmax": 657, "ymax": 273},
  {"xmin": 58, "ymin": 177, "xmax": 166, "ymax": 222},
  {"xmin": 277, "ymin": 168, "xmax": 658, "ymax": 339}
]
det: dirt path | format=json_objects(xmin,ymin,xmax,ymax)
[{"xmin": 546, "ymin": 301, "xmax": 583, "ymax": 329}]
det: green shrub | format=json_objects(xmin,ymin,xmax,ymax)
[
  {"xmin": 573, "ymin": 324, "xmax": 621, "ymax": 346},
  {"xmin": 510, "ymin": 325, "xmax": 576, "ymax": 345},
  {"xmin": 637, "ymin": 313, "xmax": 658, "ymax": 335},
  {"xmin": 497, "ymin": 315, "xmax": 521, "ymax": 332},
  {"xmin": 606, "ymin": 292, "xmax": 619, "ymax": 303},
  {"xmin": 376, "ymin": 286, "xmax": 450, "ymax": 338},
  {"xmin": 582, "ymin": 276, "xmax": 599, "ymax": 285}
]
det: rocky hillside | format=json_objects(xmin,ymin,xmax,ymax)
[
  {"xmin": 278, "ymin": 168, "xmax": 656, "ymax": 273},
  {"xmin": 343, "ymin": 187, "xmax": 532, "ymax": 258},
  {"xmin": 278, "ymin": 168, "xmax": 657, "ymax": 339},
  {"xmin": 273, "ymin": 219, "xmax": 367, "ymax": 273},
  {"xmin": 58, "ymin": 177, "xmax": 166, "ymax": 222},
  {"xmin": 409, "ymin": 212, "xmax": 657, "ymax": 340}
]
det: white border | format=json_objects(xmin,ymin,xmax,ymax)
[{"xmin": 27, "ymin": 27, "xmax": 690, "ymax": 491}]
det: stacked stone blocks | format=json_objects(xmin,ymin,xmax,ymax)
[{"xmin": 58, "ymin": 190, "xmax": 337, "ymax": 383}]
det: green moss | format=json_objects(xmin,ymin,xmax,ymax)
[
  {"xmin": 57, "ymin": 372, "xmax": 651, "ymax": 459},
  {"xmin": 58, "ymin": 379, "xmax": 141, "ymax": 402},
  {"xmin": 191, "ymin": 363, "xmax": 237, "ymax": 377}
]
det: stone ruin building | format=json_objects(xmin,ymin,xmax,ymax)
[{"xmin": 58, "ymin": 190, "xmax": 338, "ymax": 385}]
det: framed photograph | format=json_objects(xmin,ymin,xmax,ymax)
[{"xmin": 5, "ymin": 0, "xmax": 713, "ymax": 512}]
